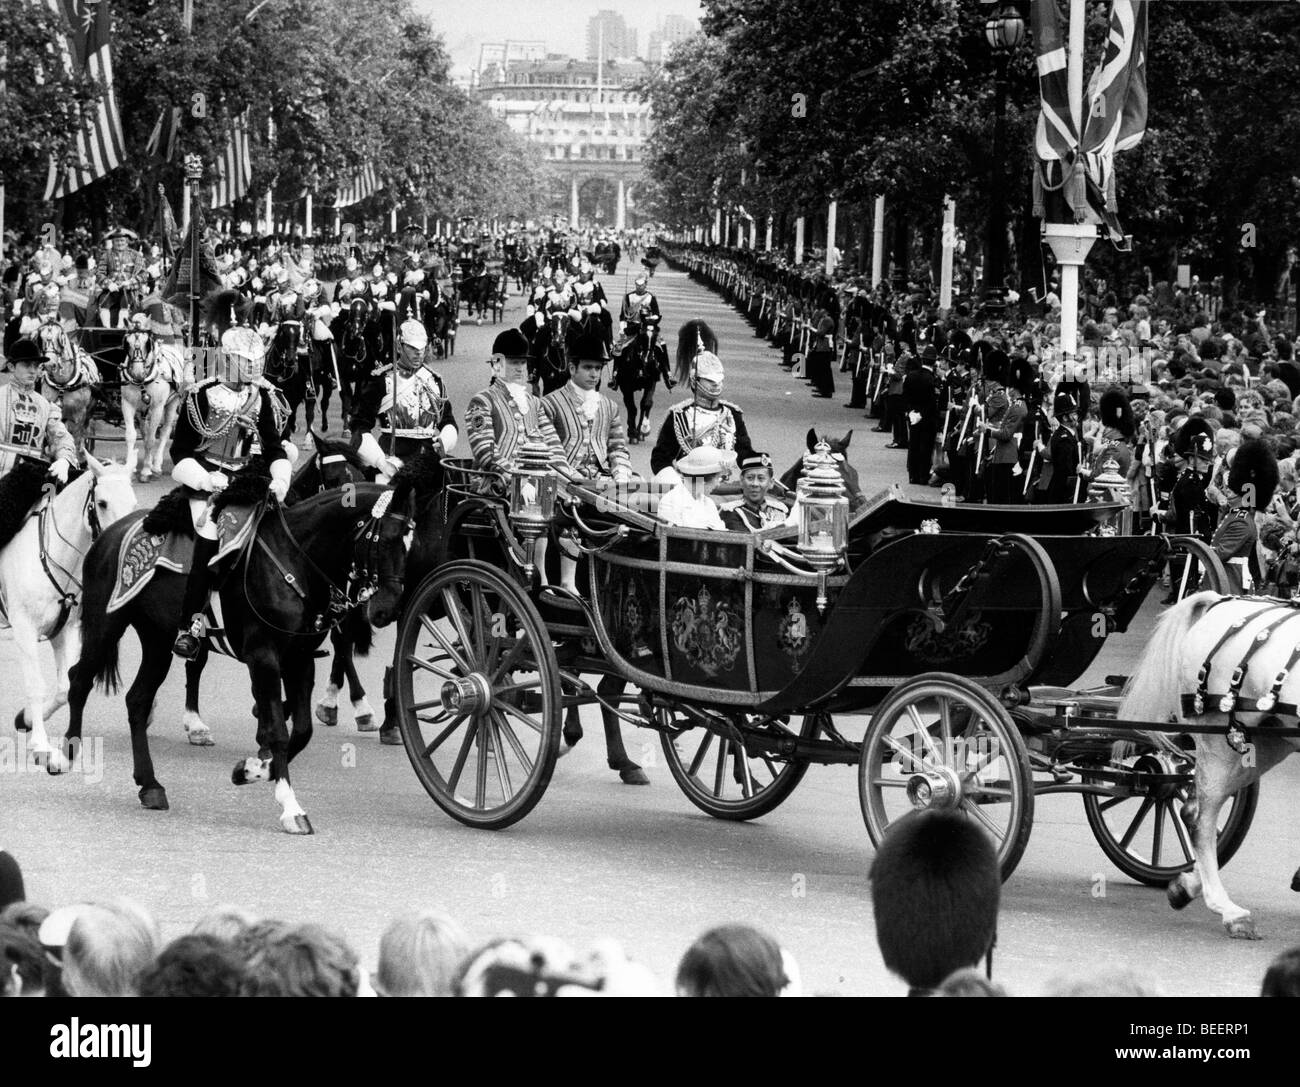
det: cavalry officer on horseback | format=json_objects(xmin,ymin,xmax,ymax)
[
  {"xmin": 347, "ymin": 318, "xmax": 458, "ymax": 481},
  {"xmin": 96, "ymin": 228, "xmax": 146, "ymax": 329},
  {"xmin": 649, "ymin": 325, "xmax": 753, "ymax": 484},
  {"xmin": 171, "ymin": 327, "xmax": 291, "ymax": 661},
  {"xmin": 570, "ymin": 259, "xmax": 612, "ymax": 350},
  {"xmin": 612, "ymin": 273, "xmax": 672, "ymax": 441},
  {"xmin": 0, "ymin": 338, "xmax": 77, "ymax": 487}
]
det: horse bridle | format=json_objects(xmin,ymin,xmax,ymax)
[
  {"xmin": 122, "ymin": 330, "xmax": 162, "ymax": 388},
  {"xmin": 37, "ymin": 325, "xmax": 80, "ymax": 390},
  {"xmin": 37, "ymin": 474, "xmax": 103, "ymax": 629}
]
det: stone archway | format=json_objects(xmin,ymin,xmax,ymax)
[{"xmin": 579, "ymin": 177, "xmax": 618, "ymax": 227}]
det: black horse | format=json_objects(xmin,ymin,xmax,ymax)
[
  {"xmin": 529, "ymin": 310, "xmax": 572, "ymax": 395},
  {"xmin": 264, "ymin": 319, "xmax": 313, "ymax": 437},
  {"xmin": 611, "ymin": 314, "xmax": 673, "ymax": 443},
  {"xmin": 62, "ymin": 468, "xmax": 421, "ymax": 833},
  {"xmin": 334, "ymin": 297, "xmax": 381, "ymax": 430}
]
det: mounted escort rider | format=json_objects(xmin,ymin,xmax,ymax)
[
  {"xmin": 171, "ymin": 327, "xmax": 291, "ymax": 660},
  {"xmin": 570, "ymin": 259, "xmax": 612, "ymax": 351}
]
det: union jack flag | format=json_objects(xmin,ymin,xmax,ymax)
[{"xmin": 43, "ymin": 0, "xmax": 127, "ymax": 201}]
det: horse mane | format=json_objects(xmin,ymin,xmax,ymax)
[
  {"xmin": 307, "ymin": 431, "xmax": 368, "ymax": 475},
  {"xmin": 674, "ymin": 319, "xmax": 717, "ymax": 385},
  {"xmin": 388, "ymin": 450, "xmax": 445, "ymax": 508}
]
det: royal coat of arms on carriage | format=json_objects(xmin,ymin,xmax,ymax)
[
  {"xmin": 777, "ymin": 597, "xmax": 811, "ymax": 661},
  {"xmin": 670, "ymin": 584, "xmax": 742, "ymax": 677}
]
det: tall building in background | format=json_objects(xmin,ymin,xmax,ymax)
[
  {"xmin": 476, "ymin": 40, "xmax": 547, "ymax": 84},
  {"xmin": 647, "ymin": 14, "xmax": 699, "ymax": 64},
  {"xmin": 587, "ymin": 10, "xmax": 637, "ymax": 60}
]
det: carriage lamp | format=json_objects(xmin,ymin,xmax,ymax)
[
  {"xmin": 509, "ymin": 437, "xmax": 559, "ymax": 579},
  {"xmin": 797, "ymin": 441, "xmax": 850, "ymax": 570},
  {"xmin": 1088, "ymin": 455, "xmax": 1132, "ymax": 535}
]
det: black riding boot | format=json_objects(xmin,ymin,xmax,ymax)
[{"xmin": 173, "ymin": 535, "xmax": 220, "ymax": 660}]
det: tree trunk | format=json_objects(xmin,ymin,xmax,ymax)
[{"xmin": 891, "ymin": 213, "xmax": 910, "ymax": 291}]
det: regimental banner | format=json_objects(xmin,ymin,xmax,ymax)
[{"xmin": 43, "ymin": 0, "xmax": 127, "ymax": 201}]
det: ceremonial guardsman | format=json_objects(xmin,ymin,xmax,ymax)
[
  {"xmin": 650, "ymin": 333, "xmax": 752, "ymax": 482},
  {"xmin": 570, "ymin": 259, "xmax": 612, "ymax": 347},
  {"xmin": 97, "ymin": 228, "xmax": 147, "ymax": 328},
  {"xmin": 264, "ymin": 269, "xmax": 306, "ymax": 327},
  {"xmin": 542, "ymin": 326, "xmax": 631, "ymax": 483},
  {"xmin": 617, "ymin": 274, "xmax": 661, "ymax": 344},
  {"xmin": 0, "ymin": 338, "xmax": 77, "ymax": 481},
  {"xmin": 466, "ymin": 329, "xmax": 573, "ymax": 479},
  {"xmin": 333, "ymin": 257, "xmax": 361, "ymax": 302},
  {"xmin": 1212, "ymin": 439, "xmax": 1277, "ymax": 594},
  {"xmin": 170, "ymin": 327, "xmax": 291, "ymax": 659},
  {"xmin": 1033, "ymin": 391, "xmax": 1084, "ymax": 504},
  {"xmin": 719, "ymin": 452, "xmax": 790, "ymax": 531},
  {"xmin": 348, "ymin": 319, "xmax": 457, "ymax": 480}
]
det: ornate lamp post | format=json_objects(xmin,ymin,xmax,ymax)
[{"xmin": 983, "ymin": 4, "xmax": 1025, "ymax": 309}]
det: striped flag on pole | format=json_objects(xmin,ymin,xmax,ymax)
[
  {"xmin": 43, "ymin": 0, "xmax": 127, "ymax": 201},
  {"xmin": 333, "ymin": 164, "xmax": 381, "ymax": 208},
  {"xmin": 209, "ymin": 109, "xmax": 253, "ymax": 209}
]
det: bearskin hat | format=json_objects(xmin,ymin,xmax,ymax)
[
  {"xmin": 1227, "ymin": 440, "xmax": 1279, "ymax": 509},
  {"xmin": 1173, "ymin": 416, "xmax": 1215, "ymax": 458},
  {"xmin": 675, "ymin": 319, "xmax": 718, "ymax": 386},
  {"xmin": 981, "ymin": 346, "xmax": 1010, "ymax": 385},
  {"xmin": 943, "ymin": 328, "xmax": 972, "ymax": 359},
  {"xmin": 1007, "ymin": 354, "xmax": 1037, "ymax": 397},
  {"xmin": 1099, "ymin": 388, "xmax": 1135, "ymax": 439}
]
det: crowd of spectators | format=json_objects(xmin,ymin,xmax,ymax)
[{"xmin": 2, "ymin": 835, "xmax": 1294, "ymax": 998}]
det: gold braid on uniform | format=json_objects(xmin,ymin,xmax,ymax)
[
  {"xmin": 674, "ymin": 405, "xmax": 735, "ymax": 453},
  {"xmin": 184, "ymin": 385, "xmax": 260, "ymax": 442}
]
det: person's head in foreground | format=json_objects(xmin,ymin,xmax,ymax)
[
  {"xmin": 1260, "ymin": 946, "xmax": 1300, "ymax": 997},
  {"xmin": 137, "ymin": 934, "xmax": 246, "ymax": 997},
  {"xmin": 0, "ymin": 921, "xmax": 45, "ymax": 997},
  {"xmin": 374, "ymin": 911, "xmax": 469, "ymax": 997},
  {"xmin": 1043, "ymin": 969, "xmax": 1164, "ymax": 997},
  {"xmin": 61, "ymin": 900, "xmax": 161, "ymax": 997},
  {"xmin": 869, "ymin": 810, "xmax": 1000, "ymax": 996},
  {"xmin": 238, "ymin": 921, "xmax": 360, "ymax": 998},
  {"xmin": 675, "ymin": 924, "xmax": 801, "ymax": 997},
  {"xmin": 455, "ymin": 936, "xmax": 659, "ymax": 996}
]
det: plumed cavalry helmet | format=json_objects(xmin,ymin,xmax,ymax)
[
  {"xmin": 396, "ymin": 319, "xmax": 428, "ymax": 373},
  {"xmin": 220, "ymin": 327, "xmax": 266, "ymax": 385}
]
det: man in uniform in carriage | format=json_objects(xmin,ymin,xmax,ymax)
[
  {"xmin": 649, "ymin": 326, "xmax": 753, "ymax": 484},
  {"xmin": 170, "ymin": 326, "xmax": 292, "ymax": 660},
  {"xmin": 719, "ymin": 452, "xmax": 790, "ymax": 531},
  {"xmin": 347, "ymin": 318, "xmax": 457, "ymax": 482},
  {"xmin": 96, "ymin": 227, "xmax": 147, "ymax": 329}
]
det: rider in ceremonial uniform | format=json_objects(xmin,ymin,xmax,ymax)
[
  {"xmin": 1211, "ymin": 440, "xmax": 1277, "ymax": 595},
  {"xmin": 97, "ymin": 228, "xmax": 147, "ymax": 329},
  {"xmin": 570, "ymin": 259, "xmax": 612, "ymax": 349},
  {"xmin": 650, "ymin": 342, "xmax": 753, "ymax": 484},
  {"xmin": 0, "ymin": 338, "xmax": 76, "ymax": 482},
  {"xmin": 719, "ymin": 452, "xmax": 790, "ymax": 531},
  {"xmin": 171, "ymin": 327, "xmax": 290, "ymax": 660},
  {"xmin": 348, "ymin": 319, "xmax": 457, "ymax": 481}
]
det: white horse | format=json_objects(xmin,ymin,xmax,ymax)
[
  {"xmin": 120, "ymin": 329, "xmax": 187, "ymax": 482},
  {"xmin": 1119, "ymin": 591, "xmax": 1300, "ymax": 938},
  {"xmin": 3, "ymin": 456, "xmax": 137, "ymax": 770}
]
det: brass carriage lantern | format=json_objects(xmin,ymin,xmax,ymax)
[
  {"xmin": 508, "ymin": 436, "xmax": 560, "ymax": 579},
  {"xmin": 1088, "ymin": 455, "xmax": 1132, "ymax": 535},
  {"xmin": 797, "ymin": 441, "xmax": 850, "ymax": 610}
]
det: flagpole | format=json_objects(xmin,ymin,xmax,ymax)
[{"xmin": 185, "ymin": 154, "xmax": 203, "ymax": 355}]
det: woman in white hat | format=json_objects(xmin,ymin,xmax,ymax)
[{"xmin": 656, "ymin": 446, "xmax": 728, "ymax": 530}]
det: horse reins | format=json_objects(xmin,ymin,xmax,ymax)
[{"xmin": 37, "ymin": 476, "xmax": 103, "ymax": 635}]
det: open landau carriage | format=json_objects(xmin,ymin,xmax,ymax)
[{"xmin": 392, "ymin": 443, "xmax": 1262, "ymax": 883}]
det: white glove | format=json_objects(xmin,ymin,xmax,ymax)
[
  {"xmin": 269, "ymin": 457, "xmax": 291, "ymax": 502},
  {"xmin": 252, "ymin": 277, "xmax": 263, "ymax": 291},
  {"xmin": 47, "ymin": 459, "xmax": 70, "ymax": 484},
  {"xmin": 379, "ymin": 300, "xmax": 396, "ymax": 312},
  {"xmin": 207, "ymin": 471, "xmax": 229, "ymax": 492},
  {"xmin": 534, "ymin": 312, "xmax": 545, "ymax": 327},
  {"xmin": 908, "ymin": 411, "xmax": 921, "ymax": 425},
  {"xmin": 587, "ymin": 303, "xmax": 601, "ymax": 316},
  {"xmin": 269, "ymin": 475, "xmax": 289, "ymax": 502},
  {"xmin": 378, "ymin": 456, "xmax": 403, "ymax": 481}
]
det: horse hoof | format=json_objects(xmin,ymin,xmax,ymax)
[
  {"xmin": 1292, "ymin": 870, "xmax": 1300, "ymax": 893},
  {"xmin": 13, "ymin": 709, "xmax": 29, "ymax": 733},
  {"xmin": 1225, "ymin": 916, "xmax": 1260, "ymax": 940},
  {"xmin": 355, "ymin": 714, "xmax": 377, "ymax": 733},
  {"xmin": 281, "ymin": 813, "xmax": 314, "ymax": 835},
  {"xmin": 315, "ymin": 704, "xmax": 338, "ymax": 727},
  {"xmin": 231, "ymin": 757, "xmax": 271, "ymax": 785},
  {"xmin": 184, "ymin": 719, "xmax": 215, "ymax": 746},
  {"xmin": 38, "ymin": 749, "xmax": 70, "ymax": 776},
  {"xmin": 1167, "ymin": 880, "xmax": 1193, "ymax": 911},
  {"xmin": 378, "ymin": 726, "xmax": 403, "ymax": 746},
  {"xmin": 139, "ymin": 786, "xmax": 169, "ymax": 811},
  {"xmin": 619, "ymin": 767, "xmax": 650, "ymax": 785}
]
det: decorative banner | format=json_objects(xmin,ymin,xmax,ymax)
[
  {"xmin": 43, "ymin": 0, "xmax": 127, "ymax": 201},
  {"xmin": 333, "ymin": 164, "xmax": 381, "ymax": 208},
  {"xmin": 209, "ymin": 108, "xmax": 253, "ymax": 209}
]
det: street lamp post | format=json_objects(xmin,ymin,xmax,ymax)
[{"xmin": 983, "ymin": 4, "xmax": 1025, "ymax": 308}]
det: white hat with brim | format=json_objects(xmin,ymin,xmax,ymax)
[{"xmin": 675, "ymin": 446, "xmax": 728, "ymax": 477}]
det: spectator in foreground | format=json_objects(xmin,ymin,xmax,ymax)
[
  {"xmin": 1260, "ymin": 946, "xmax": 1300, "ymax": 997},
  {"xmin": 373, "ymin": 911, "xmax": 469, "ymax": 997},
  {"xmin": 869, "ymin": 810, "xmax": 1000, "ymax": 996},
  {"xmin": 0, "ymin": 921, "xmax": 46, "ymax": 996},
  {"xmin": 137, "ymin": 934, "xmax": 246, "ymax": 998},
  {"xmin": 192, "ymin": 905, "xmax": 258, "ymax": 943},
  {"xmin": 0, "ymin": 851, "xmax": 25, "ymax": 912},
  {"xmin": 238, "ymin": 921, "xmax": 360, "ymax": 998},
  {"xmin": 1044, "ymin": 969, "xmax": 1165, "ymax": 997},
  {"xmin": 61, "ymin": 900, "xmax": 160, "ymax": 997},
  {"xmin": 936, "ymin": 967, "xmax": 1007, "ymax": 997},
  {"xmin": 675, "ymin": 924, "xmax": 801, "ymax": 997}
]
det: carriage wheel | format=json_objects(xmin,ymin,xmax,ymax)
[
  {"xmin": 1082, "ymin": 754, "xmax": 1258, "ymax": 886},
  {"xmin": 1165, "ymin": 536, "xmax": 1230, "ymax": 601},
  {"xmin": 859, "ymin": 673, "xmax": 1035, "ymax": 881},
  {"xmin": 660, "ymin": 710, "xmax": 823, "ymax": 821},
  {"xmin": 394, "ymin": 560, "xmax": 561, "ymax": 830}
]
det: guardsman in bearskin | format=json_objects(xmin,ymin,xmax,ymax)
[
  {"xmin": 719, "ymin": 452, "xmax": 790, "ymax": 531},
  {"xmin": 348, "ymin": 319, "xmax": 457, "ymax": 481},
  {"xmin": 1212, "ymin": 439, "xmax": 1277, "ymax": 595},
  {"xmin": 466, "ymin": 329, "xmax": 573, "ymax": 479},
  {"xmin": 1092, "ymin": 388, "xmax": 1136, "ymax": 478},
  {"xmin": 649, "ymin": 320, "xmax": 753, "ymax": 483},
  {"xmin": 1162, "ymin": 416, "xmax": 1217, "ymax": 601},
  {"xmin": 0, "ymin": 338, "xmax": 77, "ymax": 487},
  {"xmin": 97, "ymin": 228, "xmax": 147, "ymax": 328},
  {"xmin": 1032, "ymin": 391, "xmax": 1084, "ymax": 504},
  {"xmin": 171, "ymin": 327, "xmax": 291, "ymax": 659}
]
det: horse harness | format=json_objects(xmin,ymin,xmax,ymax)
[{"xmin": 35, "ymin": 476, "xmax": 103, "ymax": 638}]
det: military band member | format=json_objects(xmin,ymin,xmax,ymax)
[
  {"xmin": 719, "ymin": 452, "xmax": 790, "ymax": 531},
  {"xmin": 171, "ymin": 327, "xmax": 290, "ymax": 659},
  {"xmin": 0, "ymin": 338, "xmax": 77, "ymax": 482},
  {"xmin": 348, "ymin": 319, "xmax": 457, "ymax": 481}
]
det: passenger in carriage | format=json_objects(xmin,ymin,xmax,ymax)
[
  {"xmin": 719, "ymin": 452, "xmax": 790, "ymax": 531},
  {"xmin": 657, "ymin": 446, "xmax": 728, "ymax": 531}
]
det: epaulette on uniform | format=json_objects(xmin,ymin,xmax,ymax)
[{"xmin": 718, "ymin": 399, "xmax": 743, "ymax": 412}]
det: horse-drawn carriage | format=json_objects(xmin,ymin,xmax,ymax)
[{"xmin": 389, "ymin": 444, "xmax": 1266, "ymax": 892}]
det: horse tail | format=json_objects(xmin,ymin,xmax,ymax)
[
  {"xmin": 78, "ymin": 537, "xmax": 122, "ymax": 695},
  {"xmin": 1117, "ymin": 590, "xmax": 1222, "ymax": 753}
]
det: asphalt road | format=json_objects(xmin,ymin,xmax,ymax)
[{"xmin": 2, "ymin": 261, "xmax": 1298, "ymax": 996}]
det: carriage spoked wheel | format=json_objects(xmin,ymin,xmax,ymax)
[
  {"xmin": 1082, "ymin": 752, "xmax": 1259, "ymax": 887},
  {"xmin": 394, "ymin": 560, "xmax": 562, "ymax": 830},
  {"xmin": 660, "ymin": 710, "xmax": 823, "ymax": 821},
  {"xmin": 859, "ymin": 673, "xmax": 1035, "ymax": 881}
]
